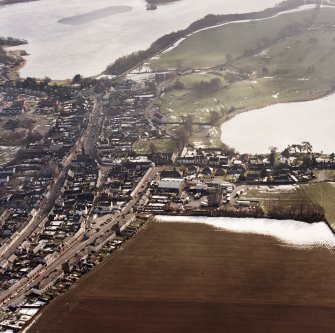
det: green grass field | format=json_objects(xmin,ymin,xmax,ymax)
[
  {"xmin": 153, "ymin": 7, "xmax": 335, "ymax": 147},
  {"xmin": 179, "ymin": 72, "xmax": 225, "ymax": 88},
  {"xmin": 49, "ymin": 79, "xmax": 72, "ymax": 87},
  {"xmin": 243, "ymin": 183, "xmax": 335, "ymax": 228},
  {"xmin": 302, "ymin": 183, "xmax": 335, "ymax": 227},
  {"xmin": 316, "ymin": 170, "xmax": 335, "ymax": 180},
  {"xmin": 151, "ymin": 8, "xmax": 335, "ymax": 70},
  {"xmin": 132, "ymin": 138, "xmax": 178, "ymax": 154},
  {"xmin": 243, "ymin": 185, "xmax": 310, "ymax": 211}
]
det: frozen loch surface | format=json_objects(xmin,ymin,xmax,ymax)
[
  {"xmin": 0, "ymin": 0, "xmax": 279, "ymax": 79},
  {"xmin": 58, "ymin": 6, "xmax": 133, "ymax": 25},
  {"xmin": 220, "ymin": 93, "xmax": 335, "ymax": 154},
  {"xmin": 156, "ymin": 215, "xmax": 335, "ymax": 248}
]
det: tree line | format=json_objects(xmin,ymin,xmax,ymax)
[{"xmin": 106, "ymin": 31, "xmax": 184, "ymax": 75}]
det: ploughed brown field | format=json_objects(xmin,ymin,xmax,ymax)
[{"xmin": 29, "ymin": 221, "xmax": 335, "ymax": 333}]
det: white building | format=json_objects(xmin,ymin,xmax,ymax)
[{"xmin": 158, "ymin": 178, "xmax": 185, "ymax": 193}]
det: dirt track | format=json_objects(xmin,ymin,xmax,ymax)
[{"xmin": 29, "ymin": 221, "xmax": 335, "ymax": 333}]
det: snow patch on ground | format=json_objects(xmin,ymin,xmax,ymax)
[
  {"xmin": 96, "ymin": 74, "xmax": 115, "ymax": 80},
  {"xmin": 126, "ymin": 72, "xmax": 155, "ymax": 83},
  {"xmin": 129, "ymin": 64, "xmax": 153, "ymax": 74},
  {"xmin": 155, "ymin": 215, "xmax": 335, "ymax": 248},
  {"xmin": 258, "ymin": 48, "xmax": 269, "ymax": 56},
  {"xmin": 257, "ymin": 185, "xmax": 298, "ymax": 193}
]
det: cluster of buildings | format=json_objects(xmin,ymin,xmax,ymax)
[
  {"xmin": 177, "ymin": 147, "xmax": 317, "ymax": 184},
  {"xmin": 45, "ymin": 157, "xmax": 98, "ymax": 239},
  {"xmin": 0, "ymin": 216, "xmax": 146, "ymax": 332},
  {"xmin": 1, "ymin": 100, "xmax": 31, "ymax": 116},
  {"xmin": 0, "ymin": 93, "xmax": 91, "ymax": 167},
  {"xmin": 95, "ymin": 156, "xmax": 155, "ymax": 216},
  {"xmin": 135, "ymin": 142, "xmax": 335, "ymax": 216},
  {"xmin": 137, "ymin": 168, "xmax": 239, "ymax": 215},
  {"xmin": 0, "ymin": 163, "xmax": 53, "ymax": 245},
  {"xmin": 0, "ymin": 88, "xmax": 46, "ymax": 116},
  {"xmin": 0, "ymin": 298, "xmax": 47, "ymax": 332},
  {"xmin": 0, "ymin": 90, "xmax": 92, "ymax": 257},
  {"xmin": 97, "ymin": 80, "xmax": 163, "ymax": 164},
  {"xmin": 48, "ymin": 108, "xmax": 89, "ymax": 154},
  {"xmin": 0, "ymin": 156, "xmax": 98, "ymax": 300},
  {"xmin": 0, "ymin": 209, "xmax": 31, "ymax": 246}
]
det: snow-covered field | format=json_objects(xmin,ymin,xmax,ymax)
[
  {"xmin": 156, "ymin": 215, "xmax": 335, "ymax": 248},
  {"xmin": 256, "ymin": 185, "xmax": 298, "ymax": 193}
]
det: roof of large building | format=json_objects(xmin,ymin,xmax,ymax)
[{"xmin": 158, "ymin": 178, "xmax": 184, "ymax": 190}]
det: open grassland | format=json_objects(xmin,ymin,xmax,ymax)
[
  {"xmin": 151, "ymin": 8, "xmax": 334, "ymax": 70},
  {"xmin": 314, "ymin": 170, "xmax": 335, "ymax": 181},
  {"xmin": 243, "ymin": 185, "xmax": 312, "ymax": 212},
  {"xmin": 243, "ymin": 183, "xmax": 335, "ymax": 228},
  {"xmin": 29, "ymin": 221, "xmax": 335, "ymax": 333},
  {"xmin": 0, "ymin": 114, "xmax": 51, "ymax": 145},
  {"xmin": 303, "ymin": 183, "xmax": 335, "ymax": 227},
  {"xmin": 49, "ymin": 80, "xmax": 72, "ymax": 87},
  {"xmin": 132, "ymin": 138, "xmax": 177, "ymax": 154},
  {"xmin": 179, "ymin": 72, "xmax": 225, "ymax": 88},
  {"xmin": 154, "ymin": 8, "xmax": 335, "ymax": 146},
  {"xmin": 160, "ymin": 75, "xmax": 298, "ymax": 123}
]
